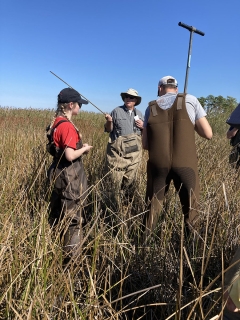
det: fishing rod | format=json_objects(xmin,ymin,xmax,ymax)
[
  {"xmin": 50, "ymin": 71, "xmax": 106, "ymax": 115},
  {"xmin": 178, "ymin": 22, "xmax": 205, "ymax": 93}
]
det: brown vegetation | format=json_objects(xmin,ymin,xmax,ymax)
[{"xmin": 0, "ymin": 106, "xmax": 239, "ymax": 319}]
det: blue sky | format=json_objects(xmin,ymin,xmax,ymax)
[{"xmin": 0, "ymin": 0, "xmax": 239, "ymax": 114}]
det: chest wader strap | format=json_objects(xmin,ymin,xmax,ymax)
[
  {"xmin": 151, "ymin": 104, "xmax": 158, "ymax": 116},
  {"xmin": 177, "ymin": 93, "xmax": 184, "ymax": 110}
]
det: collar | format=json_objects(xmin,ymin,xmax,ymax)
[{"xmin": 122, "ymin": 104, "xmax": 135, "ymax": 113}]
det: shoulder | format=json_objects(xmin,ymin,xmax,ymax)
[
  {"xmin": 185, "ymin": 94, "xmax": 206, "ymax": 119},
  {"xmin": 112, "ymin": 105, "xmax": 124, "ymax": 112},
  {"xmin": 185, "ymin": 94, "xmax": 200, "ymax": 105},
  {"xmin": 53, "ymin": 117, "xmax": 69, "ymax": 128},
  {"xmin": 148, "ymin": 100, "xmax": 157, "ymax": 106},
  {"xmin": 186, "ymin": 94, "xmax": 205, "ymax": 112},
  {"xmin": 54, "ymin": 118, "xmax": 75, "ymax": 132},
  {"xmin": 111, "ymin": 105, "xmax": 126, "ymax": 117}
]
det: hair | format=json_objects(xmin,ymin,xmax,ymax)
[
  {"xmin": 48, "ymin": 102, "xmax": 79, "ymax": 132},
  {"xmin": 160, "ymin": 84, "xmax": 178, "ymax": 89}
]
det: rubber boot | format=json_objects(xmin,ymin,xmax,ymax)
[
  {"xmin": 144, "ymin": 195, "xmax": 163, "ymax": 241},
  {"xmin": 62, "ymin": 224, "xmax": 82, "ymax": 267}
]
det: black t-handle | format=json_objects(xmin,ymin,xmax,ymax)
[{"xmin": 178, "ymin": 22, "xmax": 205, "ymax": 36}]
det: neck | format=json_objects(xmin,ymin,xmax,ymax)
[
  {"xmin": 160, "ymin": 88, "xmax": 178, "ymax": 96},
  {"xmin": 58, "ymin": 110, "xmax": 72, "ymax": 120},
  {"xmin": 124, "ymin": 105, "xmax": 134, "ymax": 111}
]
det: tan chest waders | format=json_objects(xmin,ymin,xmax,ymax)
[{"xmin": 105, "ymin": 133, "xmax": 142, "ymax": 188}]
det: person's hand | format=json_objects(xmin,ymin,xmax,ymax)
[
  {"xmin": 135, "ymin": 119, "xmax": 144, "ymax": 130},
  {"xmin": 82, "ymin": 143, "xmax": 93, "ymax": 154},
  {"xmin": 227, "ymin": 127, "xmax": 238, "ymax": 139},
  {"xmin": 224, "ymin": 290, "xmax": 240, "ymax": 313},
  {"xmin": 105, "ymin": 114, "xmax": 112, "ymax": 122}
]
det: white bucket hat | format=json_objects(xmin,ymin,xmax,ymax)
[{"xmin": 120, "ymin": 88, "xmax": 142, "ymax": 106}]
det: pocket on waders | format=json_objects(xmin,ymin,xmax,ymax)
[
  {"xmin": 121, "ymin": 136, "xmax": 140, "ymax": 155},
  {"xmin": 61, "ymin": 162, "xmax": 85, "ymax": 200}
]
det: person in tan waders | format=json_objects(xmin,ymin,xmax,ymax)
[
  {"xmin": 104, "ymin": 88, "xmax": 144, "ymax": 206},
  {"xmin": 142, "ymin": 76, "xmax": 212, "ymax": 237},
  {"xmin": 47, "ymin": 88, "xmax": 92, "ymax": 267}
]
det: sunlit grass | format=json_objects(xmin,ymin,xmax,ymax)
[{"xmin": 0, "ymin": 106, "xmax": 239, "ymax": 319}]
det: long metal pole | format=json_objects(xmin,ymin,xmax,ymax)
[
  {"xmin": 50, "ymin": 71, "xmax": 106, "ymax": 115},
  {"xmin": 184, "ymin": 30, "xmax": 193, "ymax": 94},
  {"xmin": 178, "ymin": 22, "xmax": 205, "ymax": 94}
]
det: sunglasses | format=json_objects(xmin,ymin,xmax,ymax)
[
  {"xmin": 77, "ymin": 102, "xmax": 82, "ymax": 108},
  {"xmin": 125, "ymin": 94, "xmax": 136, "ymax": 100}
]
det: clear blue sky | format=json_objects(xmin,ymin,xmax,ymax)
[{"xmin": 0, "ymin": 0, "xmax": 239, "ymax": 114}]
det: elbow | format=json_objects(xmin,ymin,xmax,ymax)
[
  {"xmin": 65, "ymin": 154, "xmax": 74, "ymax": 162},
  {"xmin": 64, "ymin": 148, "xmax": 75, "ymax": 162},
  {"xmin": 206, "ymin": 131, "xmax": 213, "ymax": 140},
  {"xmin": 196, "ymin": 130, "xmax": 213, "ymax": 140}
]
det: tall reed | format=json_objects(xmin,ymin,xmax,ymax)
[{"xmin": 0, "ymin": 107, "xmax": 239, "ymax": 319}]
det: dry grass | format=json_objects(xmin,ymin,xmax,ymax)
[{"xmin": 0, "ymin": 106, "xmax": 239, "ymax": 319}]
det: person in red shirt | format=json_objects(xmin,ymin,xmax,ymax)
[{"xmin": 47, "ymin": 88, "xmax": 92, "ymax": 267}]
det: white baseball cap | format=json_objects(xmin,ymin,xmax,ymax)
[{"xmin": 158, "ymin": 76, "xmax": 178, "ymax": 87}]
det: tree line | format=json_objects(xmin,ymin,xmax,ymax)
[{"xmin": 198, "ymin": 95, "xmax": 239, "ymax": 115}]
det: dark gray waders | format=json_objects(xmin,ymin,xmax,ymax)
[{"xmin": 48, "ymin": 140, "xmax": 88, "ymax": 267}]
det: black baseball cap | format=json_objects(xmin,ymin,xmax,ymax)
[{"xmin": 58, "ymin": 88, "xmax": 88, "ymax": 105}]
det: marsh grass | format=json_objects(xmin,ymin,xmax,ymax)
[{"xmin": 0, "ymin": 107, "xmax": 239, "ymax": 319}]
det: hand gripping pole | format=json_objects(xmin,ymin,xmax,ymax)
[{"xmin": 178, "ymin": 22, "xmax": 205, "ymax": 93}]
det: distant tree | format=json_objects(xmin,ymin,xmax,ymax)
[{"xmin": 198, "ymin": 95, "xmax": 238, "ymax": 115}]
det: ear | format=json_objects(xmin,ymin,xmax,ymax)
[{"xmin": 159, "ymin": 86, "xmax": 164, "ymax": 94}]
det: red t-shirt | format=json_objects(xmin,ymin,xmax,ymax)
[{"xmin": 52, "ymin": 117, "xmax": 80, "ymax": 150}]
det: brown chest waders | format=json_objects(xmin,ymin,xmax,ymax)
[
  {"xmin": 48, "ymin": 140, "xmax": 88, "ymax": 266},
  {"xmin": 145, "ymin": 93, "xmax": 199, "ymax": 234}
]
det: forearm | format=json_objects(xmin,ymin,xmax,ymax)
[
  {"xmin": 195, "ymin": 117, "xmax": 213, "ymax": 140},
  {"xmin": 65, "ymin": 146, "xmax": 89, "ymax": 162},
  {"xmin": 227, "ymin": 127, "xmax": 238, "ymax": 139},
  {"xmin": 104, "ymin": 121, "xmax": 113, "ymax": 132}
]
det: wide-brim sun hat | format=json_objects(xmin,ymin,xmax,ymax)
[{"xmin": 120, "ymin": 88, "xmax": 141, "ymax": 106}]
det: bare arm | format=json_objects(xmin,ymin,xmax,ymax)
[
  {"xmin": 142, "ymin": 127, "xmax": 148, "ymax": 150},
  {"xmin": 195, "ymin": 117, "xmax": 213, "ymax": 140},
  {"xmin": 104, "ymin": 114, "xmax": 113, "ymax": 132},
  {"xmin": 227, "ymin": 127, "xmax": 238, "ymax": 139},
  {"xmin": 65, "ymin": 144, "xmax": 93, "ymax": 162}
]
